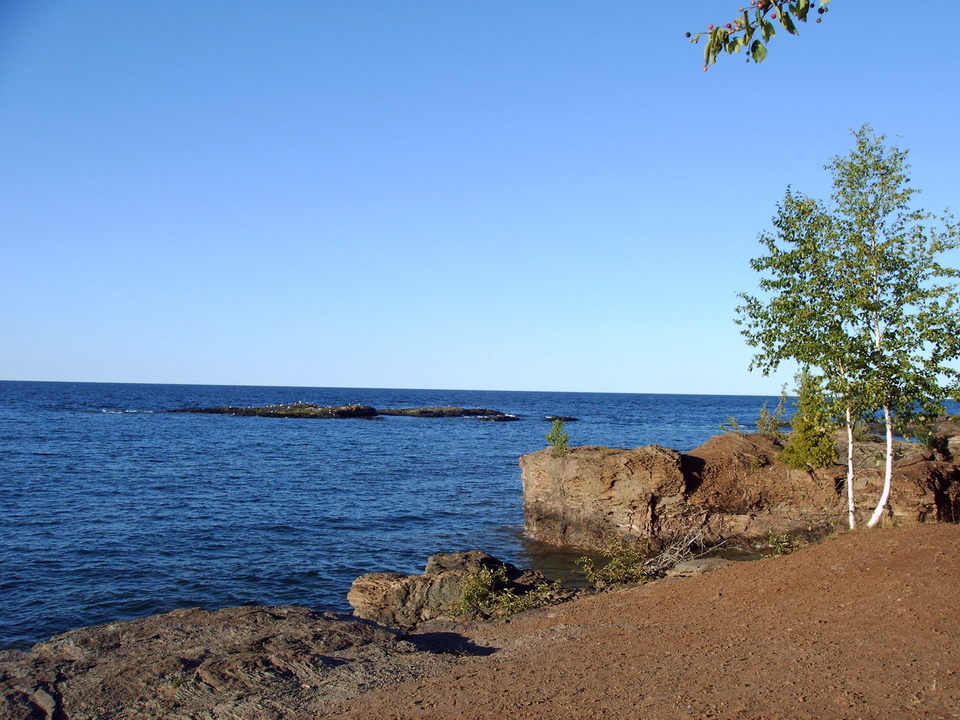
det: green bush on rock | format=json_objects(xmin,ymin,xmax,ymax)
[
  {"xmin": 453, "ymin": 566, "xmax": 561, "ymax": 618},
  {"xmin": 576, "ymin": 540, "xmax": 651, "ymax": 587}
]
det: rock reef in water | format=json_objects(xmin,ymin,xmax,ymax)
[
  {"xmin": 170, "ymin": 402, "xmax": 379, "ymax": 418},
  {"xmin": 378, "ymin": 406, "xmax": 508, "ymax": 418},
  {"xmin": 520, "ymin": 432, "xmax": 960, "ymax": 551},
  {"xmin": 171, "ymin": 404, "xmax": 515, "ymax": 420}
]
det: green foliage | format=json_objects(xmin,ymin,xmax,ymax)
[
  {"xmin": 453, "ymin": 566, "xmax": 561, "ymax": 618},
  {"xmin": 763, "ymin": 530, "xmax": 803, "ymax": 557},
  {"xmin": 736, "ymin": 124, "xmax": 960, "ymax": 527},
  {"xmin": 825, "ymin": 126, "xmax": 960, "ymax": 426},
  {"xmin": 719, "ymin": 416, "xmax": 746, "ymax": 434},
  {"xmin": 756, "ymin": 385, "xmax": 789, "ymax": 438},
  {"xmin": 546, "ymin": 418, "xmax": 570, "ymax": 457},
  {"xmin": 689, "ymin": 0, "xmax": 831, "ymax": 69},
  {"xmin": 905, "ymin": 419, "xmax": 947, "ymax": 454},
  {"xmin": 780, "ymin": 369, "xmax": 837, "ymax": 469},
  {"xmin": 576, "ymin": 540, "xmax": 651, "ymax": 587}
]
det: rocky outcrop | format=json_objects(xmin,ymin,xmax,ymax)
[
  {"xmin": 348, "ymin": 551, "xmax": 547, "ymax": 627},
  {"xmin": 521, "ymin": 433, "xmax": 960, "ymax": 551},
  {"xmin": 521, "ymin": 445, "xmax": 689, "ymax": 550},
  {"xmin": 0, "ymin": 605, "xmax": 462, "ymax": 720},
  {"xmin": 171, "ymin": 402, "xmax": 379, "ymax": 418},
  {"xmin": 378, "ymin": 407, "xmax": 507, "ymax": 418},
  {"xmin": 172, "ymin": 404, "xmax": 514, "ymax": 420}
]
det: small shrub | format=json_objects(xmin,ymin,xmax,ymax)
[
  {"xmin": 763, "ymin": 530, "xmax": 803, "ymax": 557},
  {"xmin": 546, "ymin": 418, "xmax": 570, "ymax": 457},
  {"xmin": 453, "ymin": 566, "xmax": 561, "ymax": 618},
  {"xmin": 576, "ymin": 540, "xmax": 651, "ymax": 587},
  {"xmin": 904, "ymin": 419, "xmax": 947, "ymax": 454},
  {"xmin": 756, "ymin": 385, "xmax": 788, "ymax": 438},
  {"xmin": 719, "ymin": 416, "xmax": 745, "ymax": 434},
  {"xmin": 747, "ymin": 454, "xmax": 769, "ymax": 468}
]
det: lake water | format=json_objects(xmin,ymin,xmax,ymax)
[{"xmin": 0, "ymin": 380, "xmax": 785, "ymax": 649}]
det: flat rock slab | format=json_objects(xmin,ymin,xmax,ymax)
[
  {"xmin": 665, "ymin": 557, "xmax": 733, "ymax": 578},
  {"xmin": 0, "ymin": 605, "xmax": 458, "ymax": 720}
]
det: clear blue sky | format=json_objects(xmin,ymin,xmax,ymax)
[{"xmin": 2, "ymin": 1, "xmax": 958, "ymax": 394}]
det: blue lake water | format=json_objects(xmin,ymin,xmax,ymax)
[{"xmin": 1, "ymin": 380, "xmax": 786, "ymax": 650}]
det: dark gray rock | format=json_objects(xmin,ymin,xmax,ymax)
[
  {"xmin": 378, "ymin": 407, "xmax": 506, "ymax": 418},
  {"xmin": 348, "ymin": 552, "xmax": 548, "ymax": 627},
  {"xmin": 0, "ymin": 605, "xmax": 460, "ymax": 720},
  {"xmin": 170, "ymin": 403, "xmax": 378, "ymax": 419}
]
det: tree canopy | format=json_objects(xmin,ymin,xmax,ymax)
[{"xmin": 737, "ymin": 124, "xmax": 960, "ymax": 527}]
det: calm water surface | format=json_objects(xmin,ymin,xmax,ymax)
[{"xmin": 1, "ymin": 381, "xmax": 786, "ymax": 649}]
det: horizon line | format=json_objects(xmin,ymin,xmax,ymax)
[{"xmin": 0, "ymin": 377, "xmax": 784, "ymax": 398}]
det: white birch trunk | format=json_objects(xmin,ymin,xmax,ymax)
[
  {"xmin": 866, "ymin": 405, "xmax": 894, "ymax": 528},
  {"xmin": 845, "ymin": 406, "xmax": 856, "ymax": 529}
]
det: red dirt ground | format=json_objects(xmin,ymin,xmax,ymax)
[{"xmin": 329, "ymin": 523, "xmax": 960, "ymax": 720}]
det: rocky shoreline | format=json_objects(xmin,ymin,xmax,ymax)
[
  {"xmin": 4, "ymin": 427, "xmax": 960, "ymax": 719},
  {"xmin": 0, "ymin": 546, "xmax": 727, "ymax": 720}
]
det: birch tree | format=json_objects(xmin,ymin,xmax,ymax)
[
  {"xmin": 736, "ymin": 189, "xmax": 865, "ymax": 528},
  {"xmin": 737, "ymin": 125, "xmax": 960, "ymax": 529},
  {"xmin": 828, "ymin": 127, "xmax": 960, "ymax": 526}
]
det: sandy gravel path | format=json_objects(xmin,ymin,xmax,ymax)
[{"xmin": 329, "ymin": 524, "xmax": 960, "ymax": 720}]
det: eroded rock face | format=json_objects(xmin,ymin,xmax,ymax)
[
  {"xmin": 348, "ymin": 551, "xmax": 545, "ymax": 627},
  {"xmin": 0, "ymin": 605, "xmax": 456, "ymax": 720},
  {"xmin": 521, "ymin": 433, "xmax": 960, "ymax": 551},
  {"xmin": 520, "ymin": 445, "xmax": 688, "ymax": 550}
]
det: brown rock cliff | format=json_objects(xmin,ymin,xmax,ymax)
[{"xmin": 521, "ymin": 433, "xmax": 960, "ymax": 551}]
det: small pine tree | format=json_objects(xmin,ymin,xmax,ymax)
[
  {"xmin": 546, "ymin": 418, "xmax": 569, "ymax": 457},
  {"xmin": 780, "ymin": 369, "xmax": 836, "ymax": 469}
]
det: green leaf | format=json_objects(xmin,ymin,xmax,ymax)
[
  {"xmin": 751, "ymin": 40, "xmax": 768, "ymax": 63},
  {"xmin": 762, "ymin": 19, "xmax": 776, "ymax": 43},
  {"xmin": 795, "ymin": 0, "xmax": 810, "ymax": 22},
  {"xmin": 780, "ymin": 10, "xmax": 798, "ymax": 35}
]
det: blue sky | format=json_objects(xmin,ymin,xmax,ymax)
[{"xmin": 2, "ymin": 1, "xmax": 958, "ymax": 394}]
